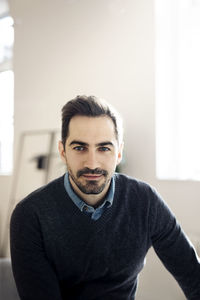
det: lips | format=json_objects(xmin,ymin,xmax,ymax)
[{"xmin": 82, "ymin": 174, "xmax": 103, "ymax": 180}]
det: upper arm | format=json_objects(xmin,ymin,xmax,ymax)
[
  {"xmin": 149, "ymin": 189, "xmax": 200, "ymax": 299},
  {"xmin": 10, "ymin": 203, "xmax": 63, "ymax": 300}
]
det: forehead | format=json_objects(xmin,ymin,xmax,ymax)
[{"xmin": 67, "ymin": 115, "xmax": 117, "ymax": 143}]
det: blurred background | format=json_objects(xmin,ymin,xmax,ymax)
[{"xmin": 0, "ymin": 0, "xmax": 200, "ymax": 299}]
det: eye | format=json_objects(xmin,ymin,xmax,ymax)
[
  {"xmin": 73, "ymin": 146, "xmax": 86, "ymax": 151},
  {"xmin": 98, "ymin": 146, "xmax": 111, "ymax": 152}
]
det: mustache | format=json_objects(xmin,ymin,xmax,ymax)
[{"xmin": 77, "ymin": 168, "xmax": 108, "ymax": 177}]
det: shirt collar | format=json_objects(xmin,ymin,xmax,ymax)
[{"xmin": 64, "ymin": 172, "xmax": 115, "ymax": 212}]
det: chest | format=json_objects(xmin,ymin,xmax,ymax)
[{"xmin": 43, "ymin": 209, "xmax": 151, "ymax": 283}]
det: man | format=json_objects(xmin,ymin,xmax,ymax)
[{"xmin": 10, "ymin": 95, "xmax": 200, "ymax": 300}]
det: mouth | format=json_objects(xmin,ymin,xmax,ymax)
[{"xmin": 82, "ymin": 174, "xmax": 103, "ymax": 180}]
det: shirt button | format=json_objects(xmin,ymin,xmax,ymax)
[{"xmin": 83, "ymin": 206, "xmax": 88, "ymax": 212}]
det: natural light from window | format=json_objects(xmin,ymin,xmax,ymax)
[
  {"xmin": 0, "ymin": 16, "xmax": 14, "ymax": 175},
  {"xmin": 155, "ymin": 0, "xmax": 200, "ymax": 181},
  {"xmin": 0, "ymin": 70, "xmax": 14, "ymax": 174}
]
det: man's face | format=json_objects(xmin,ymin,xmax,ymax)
[{"xmin": 59, "ymin": 115, "xmax": 123, "ymax": 197}]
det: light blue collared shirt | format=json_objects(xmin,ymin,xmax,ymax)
[{"xmin": 64, "ymin": 172, "xmax": 115, "ymax": 221}]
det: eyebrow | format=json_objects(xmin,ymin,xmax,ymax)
[{"xmin": 69, "ymin": 140, "xmax": 114, "ymax": 147}]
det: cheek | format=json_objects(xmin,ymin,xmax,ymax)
[
  {"xmin": 66, "ymin": 152, "xmax": 83, "ymax": 169},
  {"xmin": 104, "ymin": 154, "xmax": 119, "ymax": 170}
]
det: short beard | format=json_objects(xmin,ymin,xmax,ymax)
[{"xmin": 69, "ymin": 167, "xmax": 109, "ymax": 195}]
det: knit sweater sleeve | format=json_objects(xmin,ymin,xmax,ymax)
[
  {"xmin": 10, "ymin": 201, "xmax": 63, "ymax": 300},
  {"xmin": 149, "ymin": 187, "xmax": 200, "ymax": 300}
]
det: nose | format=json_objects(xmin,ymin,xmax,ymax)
[{"xmin": 84, "ymin": 149, "xmax": 100, "ymax": 170}]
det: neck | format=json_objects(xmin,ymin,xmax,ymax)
[{"xmin": 69, "ymin": 177, "xmax": 111, "ymax": 207}]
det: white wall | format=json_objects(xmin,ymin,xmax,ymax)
[{"xmin": 0, "ymin": 0, "xmax": 199, "ymax": 299}]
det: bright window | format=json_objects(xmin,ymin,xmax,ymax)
[
  {"xmin": 155, "ymin": 0, "xmax": 200, "ymax": 181},
  {"xmin": 0, "ymin": 16, "xmax": 14, "ymax": 175}
]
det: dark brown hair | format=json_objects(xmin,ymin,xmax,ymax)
[{"xmin": 61, "ymin": 95, "xmax": 123, "ymax": 147}]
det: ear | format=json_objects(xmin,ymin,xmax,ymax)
[
  {"xmin": 58, "ymin": 140, "xmax": 66, "ymax": 163},
  {"xmin": 116, "ymin": 142, "xmax": 124, "ymax": 165}
]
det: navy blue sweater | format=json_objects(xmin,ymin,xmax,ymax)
[{"xmin": 10, "ymin": 173, "xmax": 200, "ymax": 299}]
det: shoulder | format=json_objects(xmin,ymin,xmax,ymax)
[
  {"xmin": 114, "ymin": 172, "xmax": 156, "ymax": 196},
  {"xmin": 10, "ymin": 175, "xmax": 67, "ymax": 241},
  {"xmin": 114, "ymin": 173, "xmax": 175, "ymax": 228},
  {"xmin": 114, "ymin": 172, "xmax": 165, "ymax": 209},
  {"xmin": 11, "ymin": 175, "xmax": 65, "ymax": 218}
]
